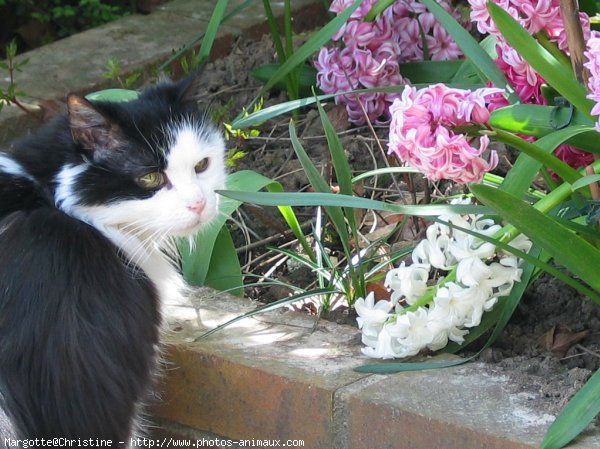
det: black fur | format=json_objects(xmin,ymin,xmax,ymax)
[
  {"xmin": 0, "ymin": 208, "xmax": 159, "ymax": 441},
  {"xmin": 0, "ymin": 74, "xmax": 206, "ymax": 443}
]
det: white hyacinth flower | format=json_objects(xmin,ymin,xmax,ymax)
[
  {"xmin": 354, "ymin": 199, "xmax": 532, "ymax": 360},
  {"xmin": 449, "ymin": 231, "xmax": 496, "ymax": 261},
  {"xmin": 482, "ymin": 262, "xmax": 523, "ymax": 298},
  {"xmin": 361, "ymin": 324, "xmax": 404, "ymax": 359},
  {"xmin": 412, "ymin": 231, "xmax": 455, "ymax": 269},
  {"xmin": 456, "ymin": 256, "xmax": 492, "ymax": 287},
  {"xmin": 354, "ymin": 292, "xmax": 393, "ymax": 348},
  {"xmin": 431, "ymin": 282, "xmax": 487, "ymax": 329},
  {"xmin": 386, "ymin": 308, "xmax": 434, "ymax": 358},
  {"xmin": 384, "ymin": 262, "xmax": 430, "ymax": 305},
  {"xmin": 427, "ymin": 295, "xmax": 469, "ymax": 345},
  {"xmin": 507, "ymin": 233, "xmax": 533, "ymax": 254}
]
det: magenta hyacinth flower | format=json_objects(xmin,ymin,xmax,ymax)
[{"xmin": 316, "ymin": 0, "xmax": 465, "ymax": 125}]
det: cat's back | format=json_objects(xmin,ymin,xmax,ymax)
[
  {"xmin": 0, "ymin": 122, "xmax": 161, "ymax": 441},
  {"xmin": 0, "ymin": 115, "xmax": 76, "ymax": 219}
]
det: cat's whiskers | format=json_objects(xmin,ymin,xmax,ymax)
[{"xmin": 116, "ymin": 219, "xmax": 182, "ymax": 274}]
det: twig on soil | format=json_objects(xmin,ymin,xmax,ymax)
[
  {"xmin": 560, "ymin": 344, "xmax": 600, "ymax": 361},
  {"xmin": 236, "ymin": 220, "xmax": 313, "ymax": 254}
]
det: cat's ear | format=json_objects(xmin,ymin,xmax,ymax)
[
  {"xmin": 176, "ymin": 67, "xmax": 206, "ymax": 105},
  {"xmin": 67, "ymin": 95, "xmax": 124, "ymax": 160}
]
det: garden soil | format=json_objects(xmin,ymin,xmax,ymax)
[{"xmin": 194, "ymin": 34, "xmax": 600, "ymax": 418}]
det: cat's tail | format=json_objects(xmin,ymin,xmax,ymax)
[{"xmin": 0, "ymin": 153, "xmax": 52, "ymax": 219}]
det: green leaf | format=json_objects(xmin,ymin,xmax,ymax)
[
  {"xmin": 203, "ymin": 226, "xmax": 243, "ymax": 296},
  {"xmin": 352, "ymin": 166, "xmax": 420, "ymax": 183},
  {"xmin": 181, "ymin": 170, "xmax": 277, "ymax": 286},
  {"xmin": 572, "ymin": 174, "xmax": 600, "ymax": 192},
  {"xmin": 265, "ymin": 180, "xmax": 315, "ymax": 261},
  {"xmin": 399, "ymin": 60, "xmax": 464, "ymax": 83},
  {"xmin": 197, "ymin": 287, "xmax": 337, "ymax": 339},
  {"xmin": 500, "ymin": 126, "xmax": 595, "ymax": 198},
  {"xmin": 487, "ymin": 1, "xmax": 594, "ymax": 117},
  {"xmin": 580, "ymin": 0, "xmax": 599, "ymax": 17},
  {"xmin": 158, "ymin": 0, "xmax": 253, "ymax": 72},
  {"xmin": 494, "ymin": 129, "xmax": 582, "ymax": 185},
  {"xmin": 471, "ymin": 184, "xmax": 600, "ymax": 292},
  {"xmin": 420, "ymin": 0, "xmax": 519, "ymax": 103},
  {"xmin": 232, "ymin": 83, "xmax": 486, "ymax": 129},
  {"xmin": 541, "ymin": 367, "xmax": 600, "ymax": 449},
  {"xmin": 365, "ymin": 0, "xmax": 394, "ymax": 21},
  {"xmin": 250, "ymin": 63, "xmax": 318, "ymax": 95},
  {"xmin": 217, "ymin": 190, "xmax": 493, "ymax": 216},
  {"xmin": 288, "ymin": 120, "xmax": 351, "ymax": 248},
  {"xmin": 315, "ymin": 101, "xmax": 352, "ymax": 197},
  {"xmin": 85, "ymin": 89, "xmax": 139, "ymax": 102},
  {"xmin": 197, "ymin": 0, "xmax": 230, "ymax": 63},
  {"xmin": 316, "ymin": 97, "xmax": 365, "ymax": 298},
  {"xmin": 251, "ymin": 0, "xmax": 367, "ymax": 104},
  {"xmin": 489, "ymin": 104, "xmax": 597, "ymax": 151}
]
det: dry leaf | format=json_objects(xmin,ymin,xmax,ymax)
[
  {"xmin": 366, "ymin": 282, "xmax": 389, "ymax": 301},
  {"xmin": 327, "ymin": 105, "xmax": 351, "ymax": 132},
  {"xmin": 538, "ymin": 325, "xmax": 589, "ymax": 356}
]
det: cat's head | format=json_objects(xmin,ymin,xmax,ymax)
[{"xmin": 55, "ymin": 72, "xmax": 226, "ymax": 239}]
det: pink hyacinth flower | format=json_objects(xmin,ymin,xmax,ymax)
[
  {"xmin": 388, "ymin": 85, "xmax": 500, "ymax": 184},
  {"xmin": 585, "ymin": 32, "xmax": 600, "ymax": 132}
]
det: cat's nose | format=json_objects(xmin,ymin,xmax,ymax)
[{"xmin": 187, "ymin": 198, "xmax": 206, "ymax": 214}]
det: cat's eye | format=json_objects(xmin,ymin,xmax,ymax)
[
  {"xmin": 136, "ymin": 171, "xmax": 166, "ymax": 189},
  {"xmin": 194, "ymin": 158, "xmax": 210, "ymax": 174}
]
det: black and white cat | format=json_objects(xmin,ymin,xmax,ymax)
[{"xmin": 0, "ymin": 73, "xmax": 226, "ymax": 443}]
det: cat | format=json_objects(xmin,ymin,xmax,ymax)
[{"xmin": 0, "ymin": 72, "xmax": 226, "ymax": 444}]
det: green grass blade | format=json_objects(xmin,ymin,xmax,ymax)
[
  {"xmin": 420, "ymin": 0, "xmax": 519, "ymax": 103},
  {"xmin": 197, "ymin": 287, "xmax": 337, "ymax": 339},
  {"xmin": 197, "ymin": 0, "xmax": 230, "ymax": 63},
  {"xmin": 265, "ymin": 181, "xmax": 315, "ymax": 261},
  {"xmin": 352, "ymin": 166, "xmax": 420, "ymax": 183},
  {"xmin": 254, "ymin": 0, "xmax": 366, "ymax": 100},
  {"xmin": 400, "ymin": 60, "xmax": 464, "ymax": 83},
  {"xmin": 471, "ymin": 184, "xmax": 600, "ymax": 292},
  {"xmin": 217, "ymin": 190, "xmax": 493, "ymax": 216},
  {"xmin": 541, "ymin": 367, "xmax": 600, "ymax": 449},
  {"xmin": 288, "ymin": 120, "xmax": 351, "ymax": 247},
  {"xmin": 494, "ymin": 129, "xmax": 582, "ymax": 184},
  {"xmin": 487, "ymin": 1, "xmax": 594, "ymax": 117},
  {"xmin": 500, "ymin": 125, "xmax": 595, "ymax": 198}
]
